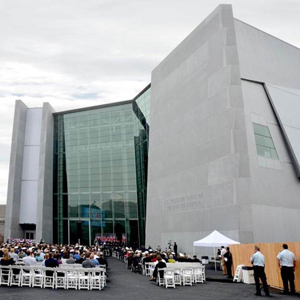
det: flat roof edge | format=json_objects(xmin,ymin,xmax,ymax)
[{"xmin": 53, "ymin": 99, "xmax": 133, "ymax": 116}]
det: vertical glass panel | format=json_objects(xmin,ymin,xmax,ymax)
[
  {"xmin": 102, "ymin": 198, "xmax": 112, "ymax": 219},
  {"xmin": 69, "ymin": 221, "xmax": 79, "ymax": 244},
  {"xmin": 81, "ymin": 220, "xmax": 90, "ymax": 245},
  {"xmin": 253, "ymin": 123, "xmax": 271, "ymax": 137},
  {"xmin": 253, "ymin": 123, "xmax": 279, "ymax": 160}
]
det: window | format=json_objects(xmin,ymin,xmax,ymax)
[{"xmin": 253, "ymin": 123, "xmax": 279, "ymax": 159}]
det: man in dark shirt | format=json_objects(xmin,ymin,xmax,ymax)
[
  {"xmin": 224, "ymin": 247, "xmax": 233, "ymax": 279},
  {"xmin": 45, "ymin": 253, "xmax": 59, "ymax": 268},
  {"xmin": 192, "ymin": 255, "xmax": 201, "ymax": 262},
  {"xmin": 173, "ymin": 242, "xmax": 178, "ymax": 257},
  {"xmin": 45, "ymin": 253, "xmax": 59, "ymax": 276},
  {"xmin": 97, "ymin": 252, "xmax": 108, "ymax": 269}
]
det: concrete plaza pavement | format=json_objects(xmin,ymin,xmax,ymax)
[{"xmin": 0, "ymin": 257, "xmax": 298, "ymax": 299}]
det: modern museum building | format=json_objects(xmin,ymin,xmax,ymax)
[{"xmin": 5, "ymin": 5, "xmax": 300, "ymax": 253}]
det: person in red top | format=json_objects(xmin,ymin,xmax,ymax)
[
  {"xmin": 150, "ymin": 256, "xmax": 166, "ymax": 281},
  {"xmin": 151, "ymin": 253, "xmax": 157, "ymax": 262}
]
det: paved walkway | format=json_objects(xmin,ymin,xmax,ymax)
[{"xmin": 0, "ymin": 257, "xmax": 298, "ymax": 299}]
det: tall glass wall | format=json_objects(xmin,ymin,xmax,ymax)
[
  {"xmin": 133, "ymin": 87, "xmax": 150, "ymax": 246},
  {"xmin": 53, "ymin": 87, "xmax": 150, "ymax": 246}
]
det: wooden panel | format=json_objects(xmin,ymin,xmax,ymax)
[{"xmin": 231, "ymin": 243, "xmax": 300, "ymax": 291}]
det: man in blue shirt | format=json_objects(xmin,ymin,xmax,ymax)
[
  {"xmin": 90, "ymin": 254, "xmax": 99, "ymax": 266},
  {"xmin": 250, "ymin": 246, "xmax": 270, "ymax": 297},
  {"xmin": 73, "ymin": 251, "xmax": 80, "ymax": 260}
]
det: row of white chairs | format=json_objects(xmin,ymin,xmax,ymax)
[
  {"xmin": 0, "ymin": 265, "xmax": 106, "ymax": 290},
  {"xmin": 60, "ymin": 264, "xmax": 106, "ymax": 271},
  {"xmin": 156, "ymin": 267, "xmax": 205, "ymax": 288},
  {"xmin": 144, "ymin": 262, "xmax": 205, "ymax": 287}
]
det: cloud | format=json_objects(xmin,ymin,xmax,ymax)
[{"xmin": 1, "ymin": 0, "xmax": 300, "ymax": 205}]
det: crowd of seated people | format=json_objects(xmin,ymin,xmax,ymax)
[
  {"xmin": 111, "ymin": 244, "xmax": 202, "ymax": 282},
  {"xmin": 0, "ymin": 240, "xmax": 111, "ymax": 270}
]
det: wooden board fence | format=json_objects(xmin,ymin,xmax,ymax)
[{"xmin": 230, "ymin": 242, "xmax": 300, "ymax": 292}]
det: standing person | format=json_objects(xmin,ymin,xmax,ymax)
[
  {"xmin": 277, "ymin": 244, "xmax": 296, "ymax": 295},
  {"xmin": 250, "ymin": 246, "xmax": 270, "ymax": 297},
  {"xmin": 221, "ymin": 246, "xmax": 227, "ymax": 275},
  {"xmin": 224, "ymin": 247, "xmax": 233, "ymax": 279},
  {"xmin": 173, "ymin": 242, "xmax": 178, "ymax": 257}
]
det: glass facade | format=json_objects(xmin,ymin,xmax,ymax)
[
  {"xmin": 53, "ymin": 86, "xmax": 150, "ymax": 247},
  {"xmin": 253, "ymin": 123, "xmax": 279, "ymax": 159}
]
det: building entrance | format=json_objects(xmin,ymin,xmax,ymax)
[
  {"xmin": 25, "ymin": 231, "xmax": 35, "ymax": 240},
  {"xmin": 69, "ymin": 220, "xmax": 90, "ymax": 245}
]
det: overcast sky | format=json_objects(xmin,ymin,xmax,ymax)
[{"xmin": 0, "ymin": 0, "xmax": 300, "ymax": 205}]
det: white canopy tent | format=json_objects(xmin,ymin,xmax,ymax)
[{"xmin": 193, "ymin": 230, "xmax": 240, "ymax": 271}]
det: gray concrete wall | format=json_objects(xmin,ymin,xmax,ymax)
[
  {"xmin": 0, "ymin": 205, "xmax": 6, "ymax": 243},
  {"xmin": 0, "ymin": 204, "xmax": 6, "ymax": 219},
  {"xmin": 242, "ymin": 80, "xmax": 300, "ymax": 242},
  {"xmin": 235, "ymin": 19, "xmax": 300, "ymax": 89},
  {"xmin": 146, "ymin": 5, "xmax": 251, "ymax": 254},
  {"xmin": 36, "ymin": 103, "xmax": 55, "ymax": 243},
  {"xmin": 235, "ymin": 20, "xmax": 300, "ymax": 243},
  {"xmin": 4, "ymin": 100, "xmax": 28, "ymax": 240}
]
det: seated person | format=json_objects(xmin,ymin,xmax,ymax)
[
  {"xmin": 0, "ymin": 249, "xmax": 15, "ymax": 265},
  {"xmin": 82, "ymin": 254, "xmax": 95, "ymax": 268},
  {"xmin": 23, "ymin": 250, "xmax": 37, "ymax": 266},
  {"xmin": 97, "ymin": 252, "xmax": 108, "ymax": 269},
  {"xmin": 45, "ymin": 253, "xmax": 59, "ymax": 276},
  {"xmin": 150, "ymin": 256, "xmax": 166, "ymax": 281},
  {"xmin": 168, "ymin": 254, "xmax": 176, "ymax": 263},
  {"xmin": 132, "ymin": 253, "xmax": 141, "ymax": 269},
  {"xmin": 66, "ymin": 254, "xmax": 76, "ymax": 264},
  {"xmin": 192, "ymin": 255, "xmax": 201, "ymax": 262},
  {"xmin": 76, "ymin": 253, "xmax": 85, "ymax": 264},
  {"xmin": 90, "ymin": 254, "xmax": 99, "ymax": 266}
]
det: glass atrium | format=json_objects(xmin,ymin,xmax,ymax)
[{"xmin": 53, "ymin": 86, "xmax": 150, "ymax": 246}]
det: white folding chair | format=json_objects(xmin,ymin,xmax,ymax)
[
  {"xmin": 193, "ymin": 267, "xmax": 204, "ymax": 283},
  {"xmin": 174, "ymin": 268, "xmax": 182, "ymax": 286},
  {"xmin": 89, "ymin": 268, "xmax": 102, "ymax": 290},
  {"xmin": 10, "ymin": 265, "xmax": 22, "ymax": 286},
  {"xmin": 164, "ymin": 269, "xmax": 176, "ymax": 288},
  {"xmin": 99, "ymin": 264, "xmax": 107, "ymax": 272},
  {"xmin": 157, "ymin": 268, "xmax": 165, "ymax": 287},
  {"xmin": 44, "ymin": 267, "xmax": 56, "ymax": 289},
  {"xmin": 20, "ymin": 266, "xmax": 33, "ymax": 287},
  {"xmin": 99, "ymin": 267, "xmax": 106, "ymax": 289},
  {"xmin": 201, "ymin": 265, "xmax": 206, "ymax": 281},
  {"xmin": 55, "ymin": 268, "xmax": 66, "ymax": 289},
  {"xmin": 145, "ymin": 263, "xmax": 151, "ymax": 276},
  {"xmin": 32, "ymin": 266, "xmax": 44, "ymax": 288},
  {"xmin": 78, "ymin": 268, "xmax": 90, "ymax": 290},
  {"xmin": 181, "ymin": 268, "xmax": 193, "ymax": 286},
  {"xmin": 66, "ymin": 268, "xmax": 78, "ymax": 289},
  {"xmin": 0, "ymin": 266, "xmax": 11, "ymax": 286}
]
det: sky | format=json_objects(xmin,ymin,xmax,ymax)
[{"xmin": 0, "ymin": 0, "xmax": 300, "ymax": 205}]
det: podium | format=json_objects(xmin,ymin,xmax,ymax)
[{"xmin": 233, "ymin": 264, "xmax": 244, "ymax": 282}]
